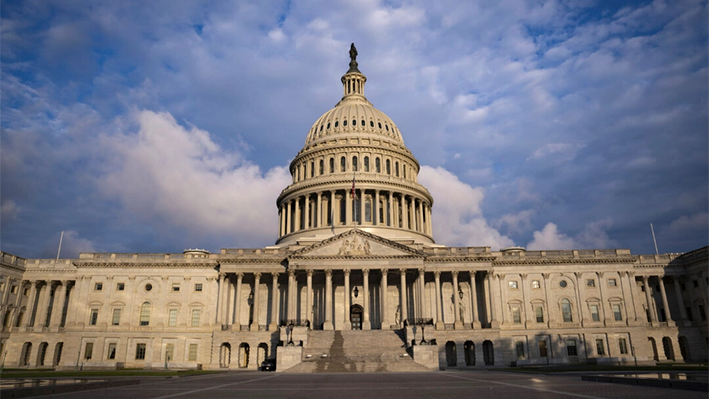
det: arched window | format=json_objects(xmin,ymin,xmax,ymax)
[
  {"xmin": 319, "ymin": 160, "xmax": 324, "ymax": 175},
  {"xmin": 329, "ymin": 158, "xmax": 334, "ymax": 173},
  {"xmin": 343, "ymin": 120, "xmax": 348, "ymax": 126},
  {"xmin": 395, "ymin": 162, "xmax": 399, "ymax": 177},
  {"xmin": 386, "ymin": 160, "xmax": 391, "ymax": 175},
  {"xmin": 340, "ymin": 156, "xmax": 346, "ymax": 172},
  {"xmin": 140, "ymin": 302, "xmax": 151, "ymax": 326},
  {"xmin": 364, "ymin": 156, "xmax": 369, "ymax": 172},
  {"xmin": 296, "ymin": 166, "xmax": 301, "ymax": 181},
  {"xmin": 403, "ymin": 165, "xmax": 406, "ymax": 179},
  {"xmin": 375, "ymin": 158, "xmax": 381, "ymax": 173},
  {"xmin": 365, "ymin": 197, "xmax": 372, "ymax": 222},
  {"xmin": 561, "ymin": 299, "xmax": 572, "ymax": 322},
  {"xmin": 335, "ymin": 121, "xmax": 339, "ymax": 128},
  {"xmin": 339, "ymin": 197, "xmax": 346, "ymax": 224},
  {"xmin": 352, "ymin": 156, "xmax": 358, "ymax": 172},
  {"xmin": 310, "ymin": 161, "xmax": 314, "ymax": 177}
]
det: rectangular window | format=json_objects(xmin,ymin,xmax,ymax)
[
  {"xmin": 107, "ymin": 343, "xmax": 116, "ymax": 359},
  {"xmin": 686, "ymin": 307, "xmax": 694, "ymax": 321},
  {"xmin": 509, "ymin": 281, "xmax": 518, "ymax": 289},
  {"xmin": 165, "ymin": 343, "xmax": 175, "ymax": 362},
  {"xmin": 531, "ymin": 280, "xmax": 540, "ymax": 289},
  {"xmin": 693, "ymin": 280, "xmax": 699, "ymax": 288},
  {"xmin": 612, "ymin": 304, "xmax": 622, "ymax": 321},
  {"xmin": 94, "ymin": 283, "xmax": 103, "ymax": 291},
  {"xmin": 191, "ymin": 309, "xmax": 201, "ymax": 327},
  {"xmin": 116, "ymin": 283, "xmax": 125, "ymax": 291},
  {"xmin": 535, "ymin": 307, "xmax": 544, "ymax": 323},
  {"xmin": 512, "ymin": 307, "xmax": 521, "ymax": 324},
  {"xmin": 591, "ymin": 305, "xmax": 600, "ymax": 322},
  {"xmin": 595, "ymin": 339, "xmax": 605, "ymax": 356},
  {"xmin": 11, "ymin": 285, "xmax": 18, "ymax": 294},
  {"xmin": 112, "ymin": 309, "xmax": 121, "ymax": 326},
  {"xmin": 90, "ymin": 309, "xmax": 99, "ymax": 326},
  {"xmin": 188, "ymin": 343, "xmax": 198, "ymax": 361},
  {"xmin": 135, "ymin": 343, "xmax": 146, "ymax": 360},
  {"xmin": 699, "ymin": 305, "xmax": 706, "ymax": 321},
  {"xmin": 515, "ymin": 341, "xmax": 525, "ymax": 359},
  {"xmin": 566, "ymin": 339, "xmax": 578, "ymax": 357},
  {"xmin": 538, "ymin": 340, "xmax": 548, "ymax": 357},
  {"xmin": 618, "ymin": 338, "xmax": 628, "ymax": 355},
  {"xmin": 168, "ymin": 309, "xmax": 178, "ymax": 327},
  {"xmin": 84, "ymin": 342, "xmax": 93, "ymax": 360},
  {"xmin": 23, "ymin": 287, "xmax": 28, "ymax": 295},
  {"xmin": 608, "ymin": 279, "xmax": 617, "ymax": 287},
  {"xmin": 562, "ymin": 302, "xmax": 573, "ymax": 322},
  {"xmin": 586, "ymin": 279, "xmax": 595, "ymax": 287},
  {"xmin": 172, "ymin": 283, "xmax": 180, "ymax": 292},
  {"xmin": 194, "ymin": 283, "xmax": 203, "ymax": 292}
]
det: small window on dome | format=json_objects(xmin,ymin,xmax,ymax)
[
  {"xmin": 352, "ymin": 156, "xmax": 358, "ymax": 172},
  {"xmin": 343, "ymin": 120, "xmax": 347, "ymax": 126},
  {"xmin": 319, "ymin": 160, "xmax": 324, "ymax": 175},
  {"xmin": 352, "ymin": 120, "xmax": 356, "ymax": 126},
  {"xmin": 385, "ymin": 125, "xmax": 389, "ymax": 131},
  {"xmin": 327, "ymin": 122, "xmax": 330, "ymax": 129},
  {"xmin": 335, "ymin": 121, "xmax": 339, "ymax": 128},
  {"xmin": 320, "ymin": 125, "xmax": 323, "ymax": 131},
  {"xmin": 329, "ymin": 158, "xmax": 334, "ymax": 173},
  {"xmin": 370, "ymin": 121, "xmax": 374, "ymax": 127},
  {"xmin": 340, "ymin": 156, "xmax": 346, "ymax": 172},
  {"xmin": 375, "ymin": 158, "xmax": 381, "ymax": 173},
  {"xmin": 378, "ymin": 122, "xmax": 382, "ymax": 129},
  {"xmin": 364, "ymin": 156, "xmax": 369, "ymax": 172}
]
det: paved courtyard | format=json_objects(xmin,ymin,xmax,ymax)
[{"xmin": 18, "ymin": 370, "xmax": 706, "ymax": 399}]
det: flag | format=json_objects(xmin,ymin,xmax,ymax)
[{"xmin": 351, "ymin": 172, "xmax": 356, "ymax": 199}]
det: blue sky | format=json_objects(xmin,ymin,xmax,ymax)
[{"xmin": 1, "ymin": 0, "xmax": 707, "ymax": 258}]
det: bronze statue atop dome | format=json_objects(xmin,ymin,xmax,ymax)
[{"xmin": 348, "ymin": 43, "xmax": 360, "ymax": 73}]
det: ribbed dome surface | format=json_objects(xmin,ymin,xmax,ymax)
[{"xmin": 305, "ymin": 100, "xmax": 404, "ymax": 145}]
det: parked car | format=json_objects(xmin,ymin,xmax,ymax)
[{"xmin": 261, "ymin": 358, "xmax": 276, "ymax": 371}]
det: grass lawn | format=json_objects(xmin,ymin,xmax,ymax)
[{"xmin": 0, "ymin": 369, "xmax": 223, "ymax": 379}]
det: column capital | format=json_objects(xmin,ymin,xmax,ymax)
[
  {"xmin": 596, "ymin": 271, "xmax": 604, "ymax": 278},
  {"xmin": 253, "ymin": 272, "xmax": 262, "ymax": 278},
  {"xmin": 306, "ymin": 269, "xmax": 314, "ymax": 277},
  {"xmin": 469, "ymin": 270, "xmax": 476, "ymax": 277},
  {"xmin": 325, "ymin": 269, "xmax": 332, "ymax": 277},
  {"xmin": 418, "ymin": 268, "xmax": 425, "ymax": 276},
  {"xmin": 235, "ymin": 272, "xmax": 244, "ymax": 278},
  {"xmin": 434, "ymin": 271, "xmax": 441, "ymax": 278},
  {"xmin": 218, "ymin": 272, "xmax": 227, "ymax": 279},
  {"xmin": 574, "ymin": 271, "xmax": 583, "ymax": 278},
  {"xmin": 642, "ymin": 275, "xmax": 650, "ymax": 282},
  {"xmin": 541, "ymin": 272, "xmax": 550, "ymax": 279},
  {"xmin": 399, "ymin": 268, "xmax": 407, "ymax": 275},
  {"xmin": 495, "ymin": 273, "xmax": 505, "ymax": 279},
  {"xmin": 451, "ymin": 270, "xmax": 458, "ymax": 277},
  {"xmin": 343, "ymin": 269, "xmax": 351, "ymax": 276},
  {"xmin": 288, "ymin": 269, "xmax": 296, "ymax": 277},
  {"xmin": 380, "ymin": 268, "xmax": 389, "ymax": 274},
  {"xmin": 362, "ymin": 268, "xmax": 369, "ymax": 276},
  {"xmin": 486, "ymin": 270, "xmax": 495, "ymax": 276},
  {"xmin": 271, "ymin": 272, "xmax": 279, "ymax": 279}
]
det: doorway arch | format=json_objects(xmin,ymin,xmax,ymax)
[
  {"xmin": 464, "ymin": 341, "xmax": 475, "ymax": 366},
  {"xmin": 647, "ymin": 337, "xmax": 659, "ymax": 361},
  {"xmin": 350, "ymin": 304, "xmax": 363, "ymax": 330},
  {"xmin": 257, "ymin": 343, "xmax": 268, "ymax": 368},
  {"xmin": 20, "ymin": 342, "xmax": 32, "ymax": 366},
  {"xmin": 220, "ymin": 343, "xmax": 231, "ymax": 368},
  {"xmin": 483, "ymin": 340, "xmax": 494, "ymax": 365},
  {"xmin": 445, "ymin": 341, "xmax": 457, "ymax": 367},
  {"xmin": 37, "ymin": 342, "xmax": 48, "ymax": 366},
  {"xmin": 662, "ymin": 337, "xmax": 675, "ymax": 361},
  {"xmin": 238, "ymin": 343, "xmax": 250, "ymax": 368}
]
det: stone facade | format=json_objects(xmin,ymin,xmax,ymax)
[{"xmin": 1, "ymin": 47, "xmax": 707, "ymax": 370}]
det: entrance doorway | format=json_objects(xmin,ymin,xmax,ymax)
[{"xmin": 350, "ymin": 305, "xmax": 363, "ymax": 330}]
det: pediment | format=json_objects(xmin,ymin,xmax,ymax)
[{"xmin": 289, "ymin": 229, "xmax": 424, "ymax": 259}]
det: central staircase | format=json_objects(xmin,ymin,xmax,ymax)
[{"xmin": 283, "ymin": 329, "xmax": 432, "ymax": 373}]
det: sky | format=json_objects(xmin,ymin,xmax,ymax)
[{"xmin": 1, "ymin": 0, "xmax": 707, "ymax": 259}]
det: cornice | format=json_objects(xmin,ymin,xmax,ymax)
[
  {"xmin": 278, "ymin": 178, "xmax": 433, "ymax": 204},
  {"xmin": 492, "ymin": 258, "xmax": 637, "ymax": 265},
  {"xmin": 73, "ymin": 262, "xmax": 219, "ymax": 268}
]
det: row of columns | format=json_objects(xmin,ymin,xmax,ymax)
[
  {"xmin": 278, "ymin": 189, "xmax": 433, "ymax": 237},
  {"xmin": 1, "ymin": 279, "xmax": 72, "ymax": 332},
  {"xmin": 216, "ymin": 272, "xmax": 282, "ymax": 331}
]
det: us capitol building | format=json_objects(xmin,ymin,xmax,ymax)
[{"xmin": 1, "ymin": 45, "xmax": 707, "ymax": 372}]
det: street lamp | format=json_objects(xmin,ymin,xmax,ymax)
[{"xmin": 353, "ymin": 287, "xmax": 359, "ymax": 298}]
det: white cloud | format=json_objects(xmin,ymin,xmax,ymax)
[
  {"xmin": 1, "ymin": 200, "xmax": 20, "ymax": 225},
  {"xmin": 419, "ymin": 166, "xmax": 514, "ymax": 249},
  {"xmin": 527, "ymin": 218, "xmax": 616, "ymax": 250},
  {"xmin": 529, "ymin": 142, "xmax": 585, "ymax": 161},
  {"xmin": 527, "ymin": 222, "xmax": 575, "ymax": 250},
  {"xmin": 497, "ymin": 209, "xmax": 535, "ymax": 235},
  {"xmin": 668, "ymin": 212, "xmax": 708, "ymax": 233},
  {"xmin": 99, "ymin": 110, "xmax": 291, "ymax": 246}
]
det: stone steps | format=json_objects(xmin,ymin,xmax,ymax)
[{"xmin": 283, "ymin": 329, "xmax": 431, "ymax": 373}]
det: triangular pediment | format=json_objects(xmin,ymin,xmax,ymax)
[{"xmin": 289, "ymin": 229, "xmax": 424, "ymax": 259}]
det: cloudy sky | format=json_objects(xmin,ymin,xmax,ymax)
[{"xmin": 1, "ymin": 0, "xmax": 706, "ymax": 258}]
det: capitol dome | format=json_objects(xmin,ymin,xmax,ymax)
[{"xmin": 276, "ymin": 44, "xmax": 434, "ymax": 246}]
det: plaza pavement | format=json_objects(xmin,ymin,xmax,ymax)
[{"xmin": 17, "ymin": 370, "xmax": 706, "ymax": 399}]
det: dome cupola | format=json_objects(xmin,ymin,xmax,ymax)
[{"xmin": 276, "ymin": 44, "xmax": 434, "ymax": 246}]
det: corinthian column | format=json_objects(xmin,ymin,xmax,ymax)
[
  {"xmin": 343, "ymin": 269, "xmax": 351, "ymax": 329},
  {"xmin": 452, "ymin": 271, "xmax": 462, "ymax": 329},
  {"xmin": 363, "ymin": 269, "xmax": 371, "ymax": 330},
  {"xmin": 434, "ymin": 271, "xmax": 443, "ymax": 330},
  {"xmin": 381, "ymin": 270, "xmax": 388, "ymax": 329},
  {"xmin": 251, "ymin": 273, "xmax": 261, "ymax": 331},
  {"xmin": 269, "ymin": 273, "xmax": 279, "ymax": 331},
  {"xmin": 324, "ymin": 270, "xmax": 334, "ymax": 330},
  {"xmin": 399, "ymin": 269, "xmax": 408, "ymax": 326}
]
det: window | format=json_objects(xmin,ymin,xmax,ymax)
[
  {"xmin": 693, "ymin": 280, "xmax": 699, "ymax": 288},
  {"xmin": 94, "ymin": 283, "xmax": 103, "ymax": 291},
  {"xmin": 145, "ymin": 284, "xmax": 152, "ymax": 292},
  {"xmin": 561, "ymin": 299, "xmax": 573, "ymax": 322},
  {"xmin": 595, "ymin": 339, "xmax": 605, "ymax": 356},
  {"xmin": 116, "ymin": 283, "xmax": 125, "ymax": 291},
  {"xmin": 699, "ymin": 305, "xmax": 707, "ymax": 321},
  {"xmin": 319, "ymin": 159, "xmax": 324, "ymax": 175},
  {"xmin": 375, "ymin": 158, "xmax": 381, "ymax": 173},
  {"xmin": 11, "ymin": 285, "xmax": 18, "ymax": 294},
  {"xmin": 395, "ymin": 161, "xmax": 399, "ymax": 177},
  {"xmin": 618, "ymin": 338, "xmax": 628, "ymax": 355},
  {"xmin": 90, "ymin": 309, "xmax": 99, "ymax": 326},
  {"xmin": 84, "ymin": 342, "xmax": 93, "ymax": 360},
  {"xmin": 566, "ymin": 339, "xmax": 578, "ymax": 356},
  {"xmin": 559, "ymin": 280, "xmax": 567, "ymax": 288},
  {"xmin": 329, "ymin": 158, "xmax": 334, "ymax": 173},
  {"xmin": 165, "ymin": 343, "xmax": 175, "ymax": 361},
  {"xmin": 364, "ymin": 156, "xmax": 369, "ymax": 172},
  {"xmin": 191, "ymin": 309, "xmax": 201, "ymax": 327},
  {"xmin": 386, "ymin": 159, "xmax": 391, "ymax": 175},
  {"xmin": 310, "ymin": 161, "xmax": 314, "ymax": 177},
  {"xmin": 365, "ymin": 198, "xmax": 372, "ymax": 222},
  {"xmin": 112, "ymin": 309, "xmax": 121, "ymax": 325},
  {"xmin": 532, "ymin": 280, "xmax": 540, "ymax": 289},
  {"xmin": 587, "ymin": 279, "xmax": 595, "ymax": 288},
  {"xmin": 107, "ymin": 343, "xmax": 117, "ymax": 359},
  {"xmin": 335, "ymin": 121, "xmax": 339, "ymax": 128},
  {"xmin": 343, "ymin": 120, "xmax": 347, "ymax": 126},
  {"xmin": 195, "ymin": 283, "xmax": 203, "ymax": 292},
  {"xmin": 508, "ymin": 281, "xmax": 518, "ymax": 289},
  {"xmin": 590, "ymin": 305, "xmax": 600, "ymax": 322},
  {"xmin": 512, "ymin": 307, "xmax": 521, "ymax": 324},
  {"xmin": 352, "ymin": 156, "xmax": 358, "ymax": 171},
  {"xmin": 171, "ymin": 284, "xmax": 180, "ymax": 292},
  {"xmin": 515, "ymin": 341, "xmax": 525, "ymax": 359},
  {"xmin": 686, "ymin": 307, "xmax": 694, "ymax": 321},
  {"xmin": 168, "ymin": 309, "xmax": 178, "ymax": 327},
  {"xmin": 608, "ymin": 279, "xmax": 617, "ymax": 287},
  {"xmin": 538, "ymin": 340, "xmax": 548, "ymax": 357},
  {"xmin": 188, "ymin": 343, "xmax": 198, "ymax": 361},
  {"xmin": 135, "ymin": 343, "xmax": 146, "ymax": 360},
  {"xmin": 23, "ymin": 287, "xmax": 29, "ymax": 295},
  {"xmin": 535, "ymin": 307, "xmax": 544, "ymax": 323},
  {"xmin": 612, "ymin": 304, "xmax": 622, "ymax": 321},
  {"xmin": 140, "ymin": 302, "xmax": 151, "ymax": 326},
  {"xmin": 340, "ymin": 156, "xmax": 346, "ymax": 172}
]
